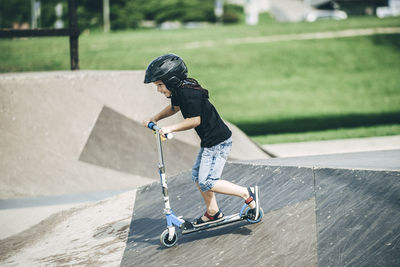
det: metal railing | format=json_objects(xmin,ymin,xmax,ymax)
[{"xmin": 0, "ymin": 0, "xmax": 80, "ymax": 70}]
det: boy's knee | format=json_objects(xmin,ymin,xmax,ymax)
[{"xmin": 198, "ymin": 180, "xmax": 214, "ymax": 192}]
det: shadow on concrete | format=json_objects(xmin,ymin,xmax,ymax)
[
  {"xmin": 132, "ymin": 217, "xmax": 253, "ymax": 248},
  {"xmin": 79, "ymin": 106, "xmax": 199, "ymax": 178},
  {"xmin": 372, "ymin": 34, "xmax": 400, "ymax": 51},
  {"xmin": 233, "ymin": 111, "xmax": 400, "ymax": 136}
]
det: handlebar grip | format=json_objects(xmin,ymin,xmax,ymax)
[
  {"xmin": 147, "ymin": 121, "xmax": 158, "ymax": 131},
  {"xmin": 164, "ymin": 133, "xmax": 174, "ymax": 139}
]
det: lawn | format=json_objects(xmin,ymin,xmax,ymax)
[{"xmin": 1, "ymin": 15, "xmax": 399, "ymax": 144}]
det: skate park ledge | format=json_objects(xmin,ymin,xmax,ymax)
[{"xmin": 121, "ymin": 150, "xmax": 400, "ymax": 266}]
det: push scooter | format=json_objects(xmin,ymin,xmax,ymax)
[{"xmin": 147, "ymin": 122, "xmax": 263, "ymax": 248}]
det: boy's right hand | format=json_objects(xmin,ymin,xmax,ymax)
[{"xmin": 142, "ymin": 119, "xmax": 156, "ymax": 128}]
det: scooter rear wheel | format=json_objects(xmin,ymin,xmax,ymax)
[
  {"xmin": 160, "ymin": 229, "xmax": 178, "ymax": 248},
  {"xmin": 245, "ymin": 207, "xmax": 264, "ymax": 223}
]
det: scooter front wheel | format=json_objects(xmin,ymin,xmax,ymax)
[{"xmin": 160, "ymin": 229, "xmax": 178, "ymax": 248}]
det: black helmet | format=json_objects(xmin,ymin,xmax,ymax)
[{"xmin": 144, "ymin": 54, "xmax": 188, "ymax": 90}]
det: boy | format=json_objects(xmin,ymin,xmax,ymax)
[{"xmin": 143, "ymin": 54, "xmax": 260, "ymax": 225}]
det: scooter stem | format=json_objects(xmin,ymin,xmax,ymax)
[
  {"xmin": 148, "ymin": 122, "xmax": 186, "ymax": 245},
  {"xmin": 156, "ymin": 131, "xmax": 172, "ymax": 214}
]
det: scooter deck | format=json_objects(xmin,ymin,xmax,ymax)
[{"xmin": 181, "ymin": 213, "xmax": 245, "ymax": 235}]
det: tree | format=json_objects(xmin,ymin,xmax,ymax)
[{"xmin": 0, "ymin": 0, "xmax": 31, "ymax": 28}]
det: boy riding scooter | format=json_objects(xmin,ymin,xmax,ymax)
[{"xmin": 143, "ymin": 54, "xmax": 262, "ymax": 246}]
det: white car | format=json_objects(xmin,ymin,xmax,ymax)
[{"xmin": 305, "ymin": 9, "xmax": 348, "ymax": 22}]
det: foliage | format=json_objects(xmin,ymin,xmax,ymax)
[
  {"xmin": 0, "ymin": 0, "xmax": 392, "ymax": 31},
  {"xmin": 0, "ymin": 0, "xmax": 221, "ymax": 30},
  {"xmin": 110, "ymin": 0, "xmax": 143, "ymax": 29},
  {"xmin": 223, "ymin": 4, "xmax": 243, "ymax": 24},
  {"xmin": 141, "ymin": 0, "xmax": 216, "ymax": 24},
  {"xmin": 0, "ymin": 0, "xmax": 34, "ymax": 28},
  {"xmin": 75, "ymin": 0, "xmax": 102, "ymax": 30},
  {"xmin": 334, "ymin": 0, "xmax": 388, "ymax": 15}
]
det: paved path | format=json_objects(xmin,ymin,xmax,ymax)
[
  {"xmin": 177, "ymin": 27, "xmax": 400, "ymax": 50},
  {"xmin": 263, "ymin": 135, "xmax": 400, "ymax": 158}
]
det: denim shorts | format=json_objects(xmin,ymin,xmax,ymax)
[{"xmin": 192, "ymin": 136, "xmax": 232, "ymax": 192}]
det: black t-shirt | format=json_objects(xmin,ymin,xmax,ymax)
[{"xmin": 171, "ymin": 86, "xmax": 232, "ymax": 148}]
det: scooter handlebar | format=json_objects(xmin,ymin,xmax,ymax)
[{"xmin": 147, "ymin": 122, "xmax": 173, "ymax": 139}]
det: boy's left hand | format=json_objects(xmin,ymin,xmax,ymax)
[{"xmin": 160, "ymin": 126, "xmax": 173, "ymax": 137}]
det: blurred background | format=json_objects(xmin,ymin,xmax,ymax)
[{"xmin": 1, "ymin": 0, "xmax": 399, "ymax": 146}]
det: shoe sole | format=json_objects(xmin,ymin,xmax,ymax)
[
  {"xmin": 254, "ymin": 185, "xmax": 260, "ymax": 219},
  {"xmin": 193, "ymin": 217, "xmax": 225, "ymax": 227}
]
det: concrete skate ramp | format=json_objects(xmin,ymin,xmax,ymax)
[
  {"xmin": 78, "ymin": 106, "xmax": 198, "ymax": 179},
  {"xmin": 122, "ymin": 155, "xmax": 400, "ymax": 266},
  {"xmin": 0, "ymin": 71, "xmax": 268, "ymax": 199},
  {"xmin": 122, "ymin": 163, "xmax": 318, "ymax": 266}
]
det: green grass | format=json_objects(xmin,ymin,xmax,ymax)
[
  {"xmin": 1, "ymin": 15, "xmax": 400, "ymax": 144},
  {"xmin": 1, "ymin": 15, "xmax": 400, "ymax": 72},
  {"xmin": 252, "ymin": 124, "xmax": 400, "ymax": 144}
]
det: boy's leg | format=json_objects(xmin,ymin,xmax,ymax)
[
  {"xmin": 193, "ymin": 149, "xmax": 220, "ymax": 222},
  {"xmin": 195, "ymin": 137, "xmax": 260, "ymax": 221},
  {"xmin": 210, "ymin": 180, "xmax": 256, "ymax": 209},
  {"xmin": 197, "ymin": 184, "xmax": 223, "ymax": 219}
]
